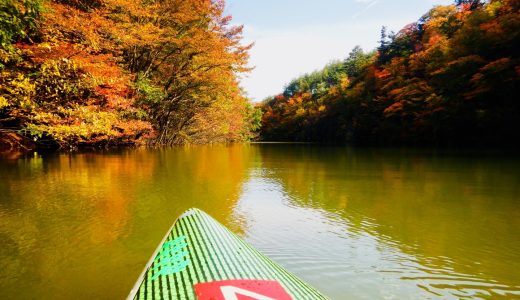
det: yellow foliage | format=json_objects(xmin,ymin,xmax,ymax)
[
  {"xmin": 1, "ymin": 0, "xmax": 252, "ymax": 149},
  {"xmin": 0, "ymin": 96, "xmax": 9, "ymax": 109},
  {"xmin": 339, "ymin": 77, "xmax": 350, "ymax": 90}
]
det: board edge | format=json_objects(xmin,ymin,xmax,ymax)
[{"xmin": 126, "ymin": 207, "xmax": 199, "ymax": 300}]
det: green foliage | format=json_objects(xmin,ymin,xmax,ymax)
[
  {"xmin": 1, "ymin": 0, "xmax": 253, "ymax": 150},
  {"xmin": 261, "ymin": 0, "xmax": 520, "ymax": 146},
  {"xmin": 283, "ymin": 60, "xmax": 346, "ymax": 98},
  {"xmin": 116, "ymin": 0, "xmax": 252, "ymax": 145},
  {"xmin": 344, "ymin": 46, "xmax": 374, "ymax": 79},
  {"xmin": 0, "ymin": 0, "xmax": 43, "ymax": 50},
  {"xmin": 378, "ymin": 23, "xmax": 422, "ymax": 64},
  {"xmin": 242, "ymin": 104, "xmax": 262, "ymax": 140},
  {"xmin": 135, "ymin": 75, "xmax": 165, "ymax": 107},
  {"xmin": 35, "ymin": 59, "xmax": 92, "ymax": 104}
]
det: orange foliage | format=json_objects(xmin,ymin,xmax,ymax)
[
  {"xmin": 259, "ymin": 0, "xmax": 519, "ymax": 145},
  {"xmin": 1, "ymin": 0, "xmax": 254, "ymax": 149},
  {"xmin": 375, "ymin": 69, "xmax": 391, "ymax": 79}
]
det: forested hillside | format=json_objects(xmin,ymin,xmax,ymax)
[
  {"xmin": 0, "ymin": 0, "xmax": 259, "ymax": 151},
  {"xmin": 260, "ymin": 0, "xmax": 519, "ymax": 146}
]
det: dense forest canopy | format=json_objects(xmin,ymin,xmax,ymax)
[
  {"xmin": 0, "ymin": 0, "xmax": 260, "ymax": 150},
  {"xmin": 260, "ymin": 0, "xmax": 519, "ymax": 146}
]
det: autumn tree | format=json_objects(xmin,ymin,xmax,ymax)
[
  {"xmin": 455, "ymin": 0, "xmax": 483, "ymax": 10},
  {"xmin": 108, "ymin": 0, "xmax": 252, "ymax": 144},
  {"xmin": 1, "ymin": 0, "xmax": 255, "ymax": 150},
  {"xmin": 260, "ymin": 0, "xmax": 519, "ymax": 146}
]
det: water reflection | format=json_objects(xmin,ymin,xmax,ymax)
[
  {"xmin": 0, "ymin": 145, "xmax": 253, "ymax": 299},
  {"xmin": 0, "ymin": 145, "xmax": 519, "ymax": 299},
  {"xmin": 245, "ymin": 145, "xmax": 520, "ymax": 299}
]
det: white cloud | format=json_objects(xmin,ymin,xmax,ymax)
[
  {"xmin": 240, "ymin": 20, "xmax": 405, "ymax": 101},
  {"xmin": 232, "ymin": 0, "xmax": 454, "ymax": 101}
]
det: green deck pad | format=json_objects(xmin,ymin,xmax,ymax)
[{"xmin": 128, "ymin": 208, "xmax": 328, "ymax": 300}]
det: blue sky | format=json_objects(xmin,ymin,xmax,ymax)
[{"xmin": 225, "ymin": 0, "xmax": 454, "ymax": 101}]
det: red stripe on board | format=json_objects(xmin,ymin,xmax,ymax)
[{"xmin": 194, "ymin": 280, "xmax": 293, "ymax": 300}]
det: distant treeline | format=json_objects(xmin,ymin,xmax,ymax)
[
  {"xmin": 259, "ymin": 0, "xmax": 519, "ymax": 146},
  {"xmin": 0, "ymin": 0, "xmax": 260, "ymax": 151}
]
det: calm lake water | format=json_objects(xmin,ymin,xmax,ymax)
[{"xmin": 0, "ymin": 144, "xmax": 519, "ymax": 299}]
